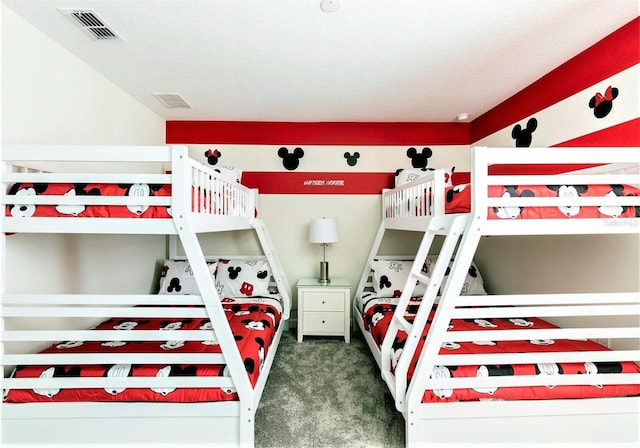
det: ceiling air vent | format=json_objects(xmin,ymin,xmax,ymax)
[
  {"xmin": 60, "ymin": 8, "xmax": 122, "ymax": 41},
  {"xmin": 153, "ymin": 93, "xmax": 192, "ymax": 109}
]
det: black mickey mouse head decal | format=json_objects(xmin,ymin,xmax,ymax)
[
  {"xmin": 344, "ymin": 151, "xmax": 360, "ymax": 166},
  {"xmin": 511, "ymin": 118, "xmax": 538, "ymax": 147},
  {"xmin": 204, "ymin": 148, "xmax": 222, "ymax": 165},
  {"xmin": 588, "ymin": 86, "xmax": 619, "ymax": 119},
  {"xmin": 406, "ymin": 147, "xmax": 433, "ymax": 169},
  {"xmin": 278, "ymin": 147, "xmax": 304, "ymax": 170}
]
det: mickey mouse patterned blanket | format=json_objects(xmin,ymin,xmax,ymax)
[
  {"xmin": 4, "ymin": 297, "xmax": 281, "ymax": 403},
  {"xmin": 445, "ymin": 183, "xmax": 640, "ymax": 219},
  {"xmin": 362, "ymin": 297, "xmax": 640, "ymax": 403}
]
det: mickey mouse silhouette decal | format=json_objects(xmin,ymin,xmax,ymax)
[
  {"xmin": 204, "ymin": 148, "xmax": 222, "ymax": 165},
  {"xmin": 344, "ymin": 151, "xmax": 360, "ymax": 166},
  {"xmin": 406, "ymin": 147, "xmax": 433, "ymax": 168},
  {"xmin": 278, "ymin": 147, "xmax": 304, "ymax": 170},
  {"xmin": 588, "ymin": 86, "xmax": 619, "ymax": 119},
  {"xmin": 511, "ymin": 118, "xmax": 538, "ymax": 147}
]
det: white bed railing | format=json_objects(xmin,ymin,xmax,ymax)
[
  {"xmin": 1, "ymin": 145, "xmax": 257, "ymax": 234},
  {"xmin": 471, "ymin": 146, "xmax": 640, "ymax": 236},
  {"xmin": 382, "ymin": 168, "xmax": 449, "ymax": 232}
]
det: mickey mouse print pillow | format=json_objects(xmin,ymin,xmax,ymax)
[
  {"xmin": 158, "ymin": 259, "xmax": 218, "ymax": 295},
  {"xmin": 394, "ymin": 167, "xmax": 456, "ymax": 188},
  {"xmin": 215, "ymin": 258, "xmax": 272, "ymax": 298}
]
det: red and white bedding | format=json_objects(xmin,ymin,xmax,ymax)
[
  {"xmin": 4, "ymin": 297, "xmax": 281, "ymax": 404},
  {"xmin": 360, "ymin": 295, "xmax": 640, "ymax": 403},
  {"xmin": 5, "ymin": 181, "xmax": 247, "ymax": 219},
  {"xmin": 445, "ymin": 183, "xmax": 640, "ymax": 219}
]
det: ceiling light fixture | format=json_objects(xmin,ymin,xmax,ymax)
[
  {"xmin": 320, "ymin": 0, "xmax": 340, "ymax": 13},
  {"xmin": 456, "ymin": 113, "xmax": 470, "ymax": 121}
]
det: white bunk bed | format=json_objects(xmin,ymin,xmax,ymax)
[
  {"xmin": 354, "ymin": 146, "xmax": 640, "ymax": 446},
  {"xmin": 1, "ymin": 144, "xmax": 292, "ymax": 446}
]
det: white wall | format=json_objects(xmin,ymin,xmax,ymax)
[{"xmin": 1, "ymin": 7, "xmax": 166, "ymax": 353}]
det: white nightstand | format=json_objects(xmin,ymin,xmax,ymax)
[{"xmin": 296, "ymin": 278, "xmax": 351, "ymax": 343}]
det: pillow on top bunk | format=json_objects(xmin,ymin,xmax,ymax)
[
  {"xmin": 429, "ymin": 257, "xmax": 487, "ymax": 296},
  {"xmin": 394, "ymin": 167, "xmax": 455, "ymax": 188},
  {"xmin": 370, "ymin": 259, "xmax": 429, "ymax": 298},
  {"xmin": 215, "ymin": 258, "xmax": 271, "ymax": 298},
  {"xmin": 214, "ymin": 166, "xmax": 243, "ymax": 184},
  {"xmin": 158, "ymin": 259, "xmax": 218, "ymax": 295}
]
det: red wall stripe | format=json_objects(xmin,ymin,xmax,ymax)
[
  {"xmin": 553, "ymin": 118, "xmax": 640, "ymax": 147},
  {"xmin": 471, "ymin": 17, "xmax": 640, "ymax": 143},
  {"xmin": 242, "ymin": 172, "xmax": 395, "ymax": 194},
  {"xmin": 242, "ymin": 171, "xmax": 473, "ymax": 194},
  {"xmin": 166, "ymin": 121, "xmax": 470, "ymax": 146}
]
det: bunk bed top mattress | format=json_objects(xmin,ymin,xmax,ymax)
[
  {"xmin": 4, "ymin": 296, "xmax": 282, "ymax": 404},
  {"xmin": 360, "ymin": 296, "xmax": 640, "ymax": 403},
  {"xmin": 5, "ymin": 181, "xmax": 248, "ymax": 219},
  {"xmin": 445, "ymin": 183, "xmax": 640, "ymax": 219}
]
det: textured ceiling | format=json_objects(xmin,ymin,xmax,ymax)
[{"xmin": 3, "ymin": 0, "xmax": 638, "ymax": 122}]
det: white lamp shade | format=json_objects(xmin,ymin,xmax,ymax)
[{"xmin": 309, "ymin": 218, "xmax": 339, "ymax": 244}]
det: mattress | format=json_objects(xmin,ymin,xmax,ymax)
[
  {"xmin": 5, "ymin": 181, "xmax": 245, "ymax": 218},
  {"xmin": 360, "ymin": 294, "xmax": 640, "ymax": 403},
  {"xmin": 4, "ymin": 297, "xmax": 282, "ymax": 404},
  {"xmin": 445, "ymin": 183, "xmax": 640, "ymax": 219}
]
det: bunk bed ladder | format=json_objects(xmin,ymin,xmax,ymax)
[
  {"xmin": 404, "ymin": 224, "xmax": 483, "ymax": 440},
  {"xmin": 175, "ymin": 224, "xmax": 255, "ymax": 447},
  {"xmin": 355, "ymin": 221, "xmax": 387, "ymax": 301},
  {"xmin": 381, "ymin": 215, "xmax": 469, "ymax": 411},
  {"xmin": 172, "ymin": 151, "xmax": 255, "ymax": 448},
  {"xmin": 252, "ymin": 219, "xmax": 292, "ymax": 319}
]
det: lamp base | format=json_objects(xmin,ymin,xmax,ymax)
[{"xmin": 318, "ymin": 261, "xmax": 330, "ymax": 284}]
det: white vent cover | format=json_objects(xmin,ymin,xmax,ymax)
[
  {"xmin": 153, "ymin": 93, "xmax": 192, "ymax": 109},
  {"xmin": 59, "ymin": 8, "xmax": 121, "ymax": 41}
]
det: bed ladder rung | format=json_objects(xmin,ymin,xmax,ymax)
[
  {"xmin": 412, "ymin": 271, "xmax": 431, "ymax": 285},
  {"xmin": 393, "ymin": 314, "xmax": 413, "ymax": 334}
]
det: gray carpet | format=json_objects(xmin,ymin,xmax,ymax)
[{"xmin": 255, "ymin": 328, "xmax": 405, "ymax": 448}]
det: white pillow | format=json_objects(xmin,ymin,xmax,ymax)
[
  {"xmin": 394, "ymin": 167, "xmax": 455, "ymax": 188},
  {"xmin": 158, "ymin": 259, "xmax": 218, "ymax": 295},
  {"xmin": 370, "ymin": 259, "xmax": 429, "ymax": 298},
  {"xmin": 214, "ymin": 166, "xmax": 243, "ymax": 184},
  {"xmin": 215, "ymin": 258, "xmax": 271, "ymax": 298},
  {"xmin": 436, "ymin": 258, "xmax": 487, "ymax": 296}
]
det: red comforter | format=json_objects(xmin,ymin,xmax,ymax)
[
  {"xmin": 4, "ymin": 298, "xmax": 281, "ymax": 403},
  {"xmin": 361, "ymin": 296, "xmax": 640, "ymax": 403}
]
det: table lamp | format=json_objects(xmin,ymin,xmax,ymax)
[{"xmin": 309, "ymin": 217, "xmax": 339, "ymax": 284}]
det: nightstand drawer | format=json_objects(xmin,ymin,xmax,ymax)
[
  {"xmin": 296, "ymin": 277, "xmax": 351, "ymax": 343},
  {"xmin": 303, "ymin": 311, "xmax": 344, "ymax": 332},
  {"xmin": 303, "ymin": 292, "xmax": 345, "ymax": 311}
]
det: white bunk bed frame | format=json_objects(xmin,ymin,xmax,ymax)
[
  {"xmin": 355, "ymin": 146, "xmax": 640, "ymax": 446},
  {"xmin": 1, "ymin": 144, "xmax": 292, "ymax": 446}
]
